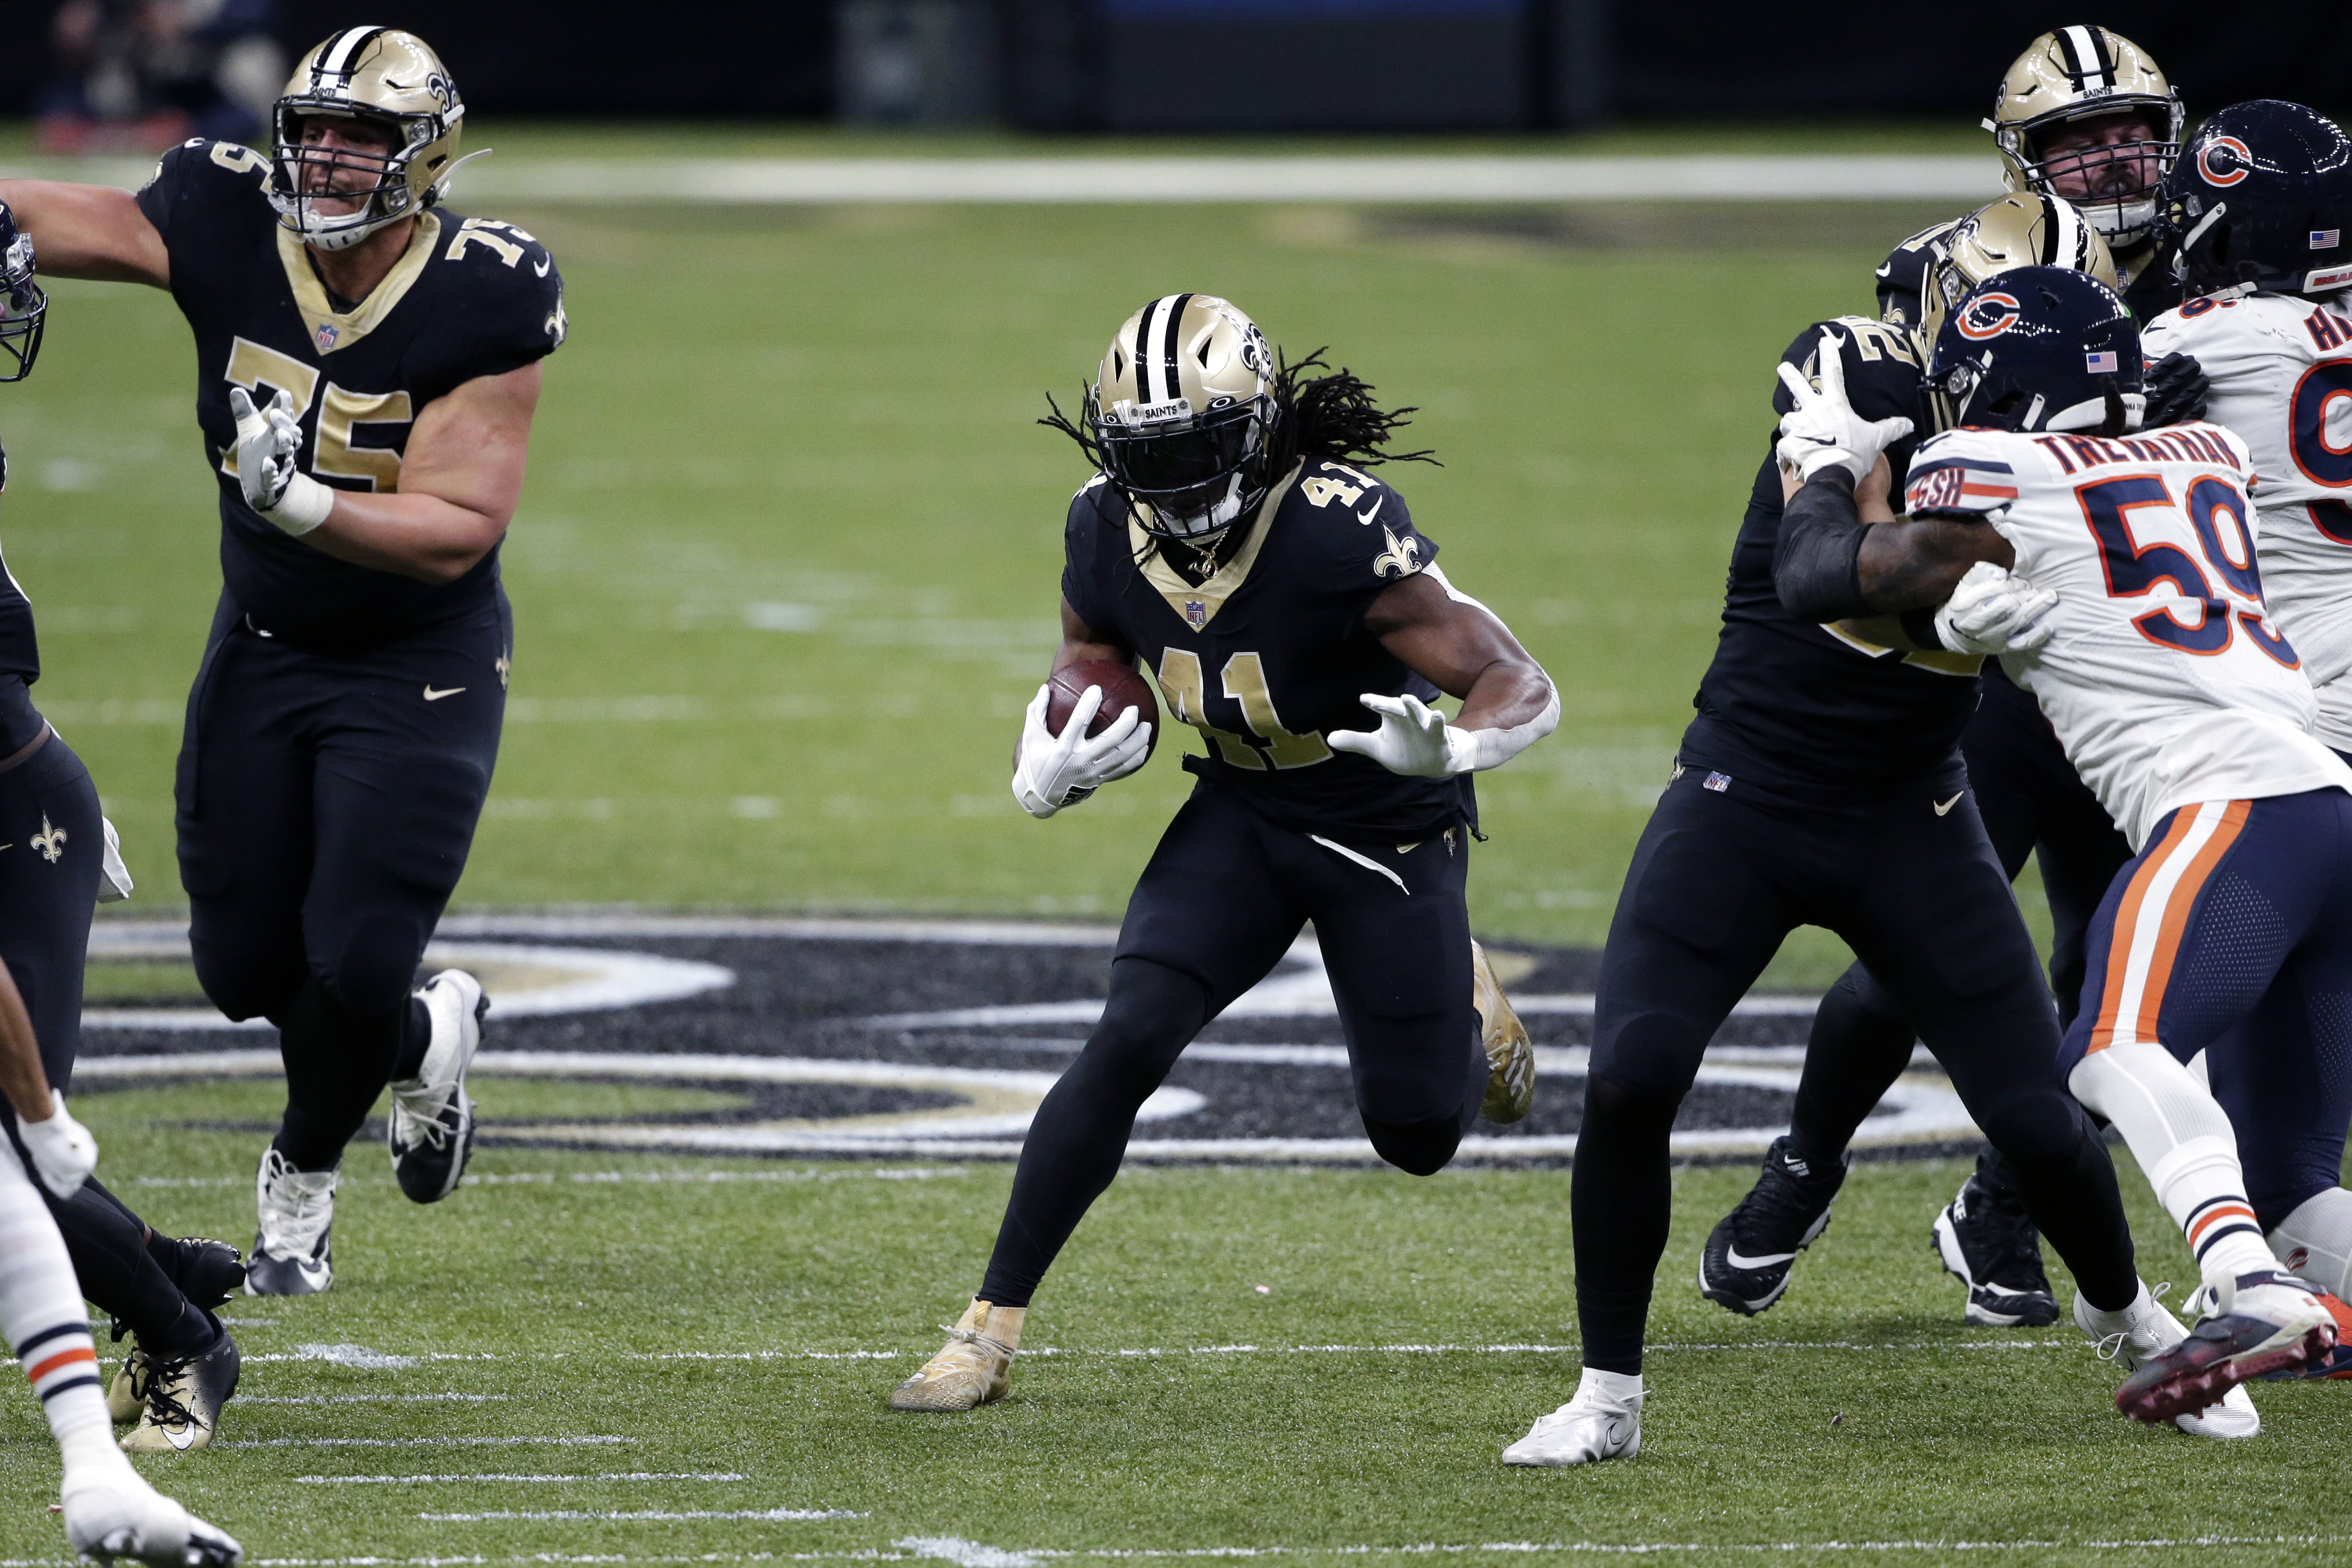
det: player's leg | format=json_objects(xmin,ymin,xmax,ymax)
[
  {"xmin": 1506, "ymin": 772, "xmax": 1804, "ymax": 1467},
  {"xmin": 2, "ymin": 1142, "xmax": 240, "ymax": 1566},
  {"xmin": 1305, "ymin": 826, "xmax": 1486, "ymax": 1175},
  {"xmin": 892, "ymin": 787, "xmax": 1305, "ymax": 1413},
  {"xmin": 2058, "ymin": 795, "xmax": 2341, "ymax": 1418}
]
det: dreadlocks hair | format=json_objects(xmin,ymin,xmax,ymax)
[{"xmin": 1037, "ymin": 347, "xmax": 1438, "ymax": 477}]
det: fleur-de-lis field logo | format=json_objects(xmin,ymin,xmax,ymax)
[
  {"xmin": 30, "ymin": 814, "xmax": 65, "ymax": 864},
  {"xmin": 1372, "ymin": 525, "xmax": 1421, "ymax": 580}
]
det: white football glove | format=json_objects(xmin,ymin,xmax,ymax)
[
  {"xmin": 1933, "ymin": 560, "xmax": 2059, "ymax": 656},
  {"xmin": 1010, "ymin": 683, "xmax": 1153, "ymax": 819},
  {"xmin": 1774, "ymin": 332, "xmax": 1914, "ymax": 485},
  {"xmin": 229, "ymin": 386, "xmax": 334, "ymax": 536},
  {"xmin": 98, "ymin": 814, "xmax": 132, "ymax": 904},
  {"xmin": 18, "ymin": 1089, "xmax": 96, "ymax": 1198},
  {"xmin": 1328, "ymin": 693, "xmax": 1473, "ymax": 778}
]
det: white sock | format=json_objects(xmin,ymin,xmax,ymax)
[
  {"xmin": 1576, "ymin": 1366, "xmax": 1642, "ymax": 1408},
  {"xmin": 2269, "ymin": 1188, "xmax": 2352, "ymax": 1298},
  {"xmin": 2069, "ymin": 1043, "xmax": 2274, "ymax": 1289},
  {"xmin": 2079, "ymin": 1278, "xmax": 2156, "ymax": 1340},
  {"xmin": 0, "ymin": 1145, "xmax": 123, "ymax": 1484}
]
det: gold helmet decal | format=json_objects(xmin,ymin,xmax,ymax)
[
  {"xmin": 1087, "ymin": 295, "xmax": 1280, "ymax": 540},
  {"xmin": 1917, "ymin": 193, "xmax": 2117, "ymax": 431},
  {"xmin": 269, "ymin": 27, "xmax": 469, "ymax": 252},
  {"xmin": 1986, "ymin": 26, "xmax": 2182, "ymax": 252}
]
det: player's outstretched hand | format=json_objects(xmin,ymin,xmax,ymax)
[
  {"xmin": 2143, "ymin": 351, "xmax": 2211, "ymax": 428},
  {"xmin": 229, "ymin": 386, "xmax": 334, "ymax": 536},
  {"xmin": 18, "ymin": 1089, "xmax": 97, "ymax": 1198},
  {"xmin": 1330, "ymin": 693, "xmax": 1467, "ymax": 778},
  {"xmin": 1934, "ymin": 561, "xmax": 2058, "ymax": 656},
  {"xmin": 1774, "ymin": 332, "xmax": 1913, "ymax": 485},
  {"xmin": 1011, "ymin": 684, "xmax": 1152, "ymax": 819}
]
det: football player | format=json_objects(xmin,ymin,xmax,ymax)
[
  {"xmin": 888, "ymin": 295, "xmax": 1557, "ymax": 1413},
  {"xmin": 1804, "ymin": 264, "xmax": 2342, "ymax": 1418},
  {"xmin": 1704, "ymin": 26, "xmax": 2207, "ymax": 1337},
  {"xmin": 0, "ymin": 211, "xmax": 252, "ymax": 1453},
  {"xmin": 1500, "ymin": 248, "xmax": 2163, "ymax": 1468},
  {"xmin": 2138, "ymin": 100, "xmax": 2352, "ymax": 1376},
  {"xmin": 0, "ymin": 27, "xmax": 564, "ymax": 1295},
  {"xmin": 2, "ymin": 958, "xmax": 240, "ymax": 1561}
]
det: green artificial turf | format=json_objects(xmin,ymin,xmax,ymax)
[{"xmin": 2, "ymin": 1090, "xmax": 2345, "ymax": 1566}]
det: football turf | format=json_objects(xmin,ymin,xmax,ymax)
[{"xmin": 2, "ymin": 1096, "xmax": 2347, "ymax": 1566}]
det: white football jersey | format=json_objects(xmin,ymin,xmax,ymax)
[
  {"xmin": 2144, "ymin": 291, "xmax": 2352, "ymax": 748},
  {"xmin": 1905, "ymin": 422, "xmax": 2352, "ymax": 850}
]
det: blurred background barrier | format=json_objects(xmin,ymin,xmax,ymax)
[{"xmin": 4, "ymin": 2, "xmax": 2348, "ymax": 141}]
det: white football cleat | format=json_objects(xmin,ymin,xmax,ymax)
[
  {"xmin": 2076, "ymin": 1285, "xmax": 2259, "ymax": 1438},
  {"xmin": 246, "ymin": 1147, "xmax": 335, "ymax": 1296},
  {"xmin": 61, "ymin": 1464, "xmax": 242, "ymax": 1565},
  {"xmin": 387, "ymin": 969, "xmax": 487, "ymax": 1204},
  {"xmin": 1502, "ymin": 1381, "xmax": 1643, "ymax": 1467}
]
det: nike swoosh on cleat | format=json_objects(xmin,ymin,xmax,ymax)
[
  {"xmin": 163, "ymin": 1422, "xmax": 198, "ymax": 1451},
  {"xmin": 1934, "ymin": 793, "xmax": 1963, "ymax": 815},
  {"xmin": 1725, "ymin": 1247, "xmax": 1798, "ymax": 1269},
  {"xmin": 423, "ymin": 685, "xmax": 467, "ymax": 701}
]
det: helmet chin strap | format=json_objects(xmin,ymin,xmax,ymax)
[{"xmin": 1157, "ymin": 474, "xmax": 1250, "ymax": 539}]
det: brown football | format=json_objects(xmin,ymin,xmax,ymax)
[{"xmin": 1047, "ymin": 658, "xmax": 1160, "ymax": 762}]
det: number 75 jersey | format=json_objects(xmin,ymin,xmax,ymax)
[
  {"xmin": 2145, "ymin": 291, "xmax": 2352, "ymax": 748},
  {"xmin": 1906, "ymin": 422, "xmax": 2352, "ymax": 850}
]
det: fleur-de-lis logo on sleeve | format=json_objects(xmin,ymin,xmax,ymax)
[
  {"xmin": 30, "ymin": 814, "xmax": 65, "ymax": 864},
  {"xmin": 1372, "ymin": 525, "xmax": 1422, "ymax": 580}
]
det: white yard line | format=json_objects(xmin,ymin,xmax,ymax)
[
  {"xmin": 238, "ymin": 1393, "xmax": 511, "ymax": 1404},
  {"xmin": 295, "ymin": 1471, "xmax": 745, "ymax": 1486},
  {"xmin": 222, "ymin": 1436, "xmax": 634, "ymax": 1449},
  {"xmin": 416, "ymin": 1507, "xmax": 866, "ymax": 1522}
]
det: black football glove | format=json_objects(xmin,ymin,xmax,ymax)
[{"xmin": 2142, "ymin": 351, "xmax": 2211, "ymax": 429}]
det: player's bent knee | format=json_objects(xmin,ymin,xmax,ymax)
[
  {"xmin": 1970, "ymin": 1085, "xmax": 2090, "ymax": 1169},
  {"xmin": 1363, "ymin": 1113, "xmax": 1461, "ymax": 1176},
  {"xmin": 189, "ymin": 942, "xmax": 306, "ymax": 1024},
  {"xmin": 317, "ymin": 912, "xmax": 432, "ymax": 1018}
]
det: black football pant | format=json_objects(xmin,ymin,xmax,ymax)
[
  {"xmin": 175, "ymin": 595, "xmax": 508, "ymax": 1173},
  {"xmin": 0, "ymin": 701, "xmax": 213, "ymax": 1354},
  {"xmin": 977, "ymin": 783, "xmax": 1488, "ymax": 1307},
  {"xmin": 1785, "ymin": 668, "xmax": 2134, "ymax": 1185},
  {"xmin": 1574, "ymin": 760, "xmax": 2140, "ymax": 1374}
]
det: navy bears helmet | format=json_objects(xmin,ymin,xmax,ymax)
[
  {"xmin": 2160, "ymin": 100, "xmax": 2352, "ymax": 300},
  {"xmin": 1926, "ymin": 266, "xmax": 2144, "ymax": 436},
  {"xmin": 0, "ymin": 204, "xmax": 45, "ymax": 383}
]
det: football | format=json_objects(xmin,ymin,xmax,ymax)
[{"xmin": 1047, "ymin": 658, "xmax": 1160, "ymax": 761}]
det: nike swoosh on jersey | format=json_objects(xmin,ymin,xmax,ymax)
[
  {"xmin": 1356, "ymin": 496, "xmax": 1384, "ymax": 526},
  {"xmin": 1934, "ymin": 792, "xmax": 1963, "ymax": 815},
  {"xmin": 1725, "ymin": 1246, "xmax": 1799, "ymax": 1270},
  {"xmin": 423, "ymin": 685, "xmax": 467, "ymax": 701},
  {"xmin": 534, "ymin": 257, "xmax": 551, "ymax": 278}
]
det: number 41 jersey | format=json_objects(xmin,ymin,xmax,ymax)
[
  {"xmin": 136, "ymin": 138, "xmax": 565, "ymax": 650},
  {"xmin": 1906, "ymin": 421, "xmax": 2352, "ymax": 850},
  {"xmin": 1061, "ymin": 458, "xmax": 1474, "ymax": 842}
]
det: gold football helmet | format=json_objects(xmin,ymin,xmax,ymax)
[
  {"xmin": 1986, "ymin": 26, "xmax": 2182, "ymax": 251},
  {"xmin": 269, "ymin": 27, "xmax": 467, "ymax": 252},
  {"xmin": 1916, "ymin": 193, "xmax": 2117, "ymax": 431},
  {"xmin": 1087, "ymin": 294, "xmax": 1278, "ymax": 539}
]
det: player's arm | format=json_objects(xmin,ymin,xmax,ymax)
[
  {"xmin": 1009, "ymin": 600, "xmax": 1152, "ymax": 820},
  {"xmin": 0, "ymin": 960, "xmax": 97, "ymax": 1199},
  {"xmin": 0, "ymin": 185, "xmax": 168, "ymax": 288},
  {"xmin": 1331, "ymin": 569, "xmax": 1558, "ymax": 778},
  {"xmin": 233, "ymin": 363, "xmax": 541, "ymax": 583}
]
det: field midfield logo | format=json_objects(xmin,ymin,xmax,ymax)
[{"xmin": 1957, "ymin": 291, "xmax": 2023, "ymax": 341}]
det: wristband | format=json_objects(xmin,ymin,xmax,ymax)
[
  {"xmin": 1441, "ymin": 683, "xmax": 1561, "ymax": 773},
  {"xmin": 264, "ymin": 472, "xmax": 335, "ymax": 536}
]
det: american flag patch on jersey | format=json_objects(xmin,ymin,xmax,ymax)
[
  {"xmin": 1905, "ymin": 455, "xmax": 2018, "ymax": 516},
  {"xmin": 2085, "ymin": 350, "xmax": 2120, "ymax": 373}
]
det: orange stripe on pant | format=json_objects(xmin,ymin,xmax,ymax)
[{"xmin": 2089, "ymin": 800, "xmax": 2252, "ymax": 1053}]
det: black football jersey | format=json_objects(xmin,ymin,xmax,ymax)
[
  {"xmin": 1686, "ymin": 318, "xmax": 1985, "ymax": 796},
  {"xmin": 1061, "ymin": 459, "xmax": 1473, "ymax": 841},
  {"xmin": 0, "ymin": 437, "xmax": 33, "ymax": 684},
  {"xmin": 136, "ymin": 139, "xmax": 565, "ymax": 650}
]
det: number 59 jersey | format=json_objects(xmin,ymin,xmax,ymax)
[
  {"xmin": 1061, "ymin": 458, "xmax": 1473, "ymax": 842},
  {"xmin": 136, "ymin": 138, "xmax": 566, "ymax": 651},
  {"xmin": 1906, "ymin": 422, "xmax": 2352, "ymax": 850},
  {"xmin": 2144, "ymin": 291, "xmax": 2352, "ymax": 748}
]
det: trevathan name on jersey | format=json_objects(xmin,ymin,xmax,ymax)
[
  {"xmin": 1907, "ymin": 420, "xmax": 2352, "ymax": 849},
  {"xmin": 2145, "ymin": 290, "xmax": 2352, "ymax": 750},
  {"xmin": 136, "ymin": 136, "xmax": 565, "ymax": 650},
  {"xmin": 1062, "ymin": 454, "xmax": 1473, "ymax": 841}
]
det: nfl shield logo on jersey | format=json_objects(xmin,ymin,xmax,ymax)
[
  {"xmin": 316, "ymin": 322, "xmax": 339, "ymax": 351},
  {"xmin": 1184, "ymin": 599, "xmax": 1207, "ymax": 629}
]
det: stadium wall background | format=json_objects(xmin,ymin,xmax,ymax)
[{"xmin": 1, "ymin": 3, "xmax": 2348, "ymax": 136}]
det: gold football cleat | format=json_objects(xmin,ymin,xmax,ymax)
[
  {"xmin": 1473, "ymin": 941, "xmax": 1535, "ymax": 1124},
  {"xmin": 890, "ymin": 1299, "xmax": 1025, "ymax": 1412},
  {"xmin": 120, "ymin": 1330, "xmax": 239, "ymax": 1453},
  {"xmin": 106, "ymin": 1344, "xmax": 153, "ymax": 1425}
]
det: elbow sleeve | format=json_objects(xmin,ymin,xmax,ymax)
[{"xmin": 1773, "ymin": 476, "xmax": 1870, "ymax": 623}]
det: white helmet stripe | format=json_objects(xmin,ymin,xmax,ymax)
[
  {"xmin": 1133, "ymin": 296, "xmax": 1167, "ymax": 403},
  {"xmin": 2060, "ymin": 26, "xmax": 2110, "ymax": 92},
  {"xmin": 2047, "ymin": 195, "xmax": 2084, "ymax": 268},
  {"xmin": 315, "ymin": 26, "xmax": 389, "ymax": 86}
]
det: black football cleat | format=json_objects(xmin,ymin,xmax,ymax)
[
  {"xmin": 1698, "ymin": 1136, "xmax": 1846, "ymax": 1316},
  {"xmin": 121, "ymin": 1319, "xmax": 240, "ymax": 1453},
  {"xmin": 1932, "ymin": 1153, "xmax": 2060, "ymax": 1327},
  {"xmin": 167, "ymin": 1236, "xmax": 249, "ymax": 1310}
]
